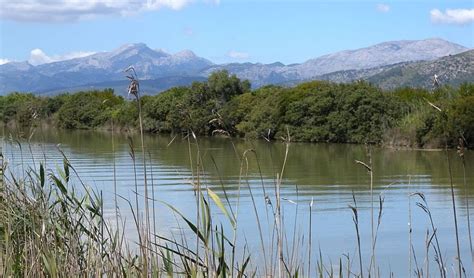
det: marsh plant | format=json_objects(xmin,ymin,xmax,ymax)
[{"xmin": 1, "ymin": 127, "xmax": 472, "ymax": 277}]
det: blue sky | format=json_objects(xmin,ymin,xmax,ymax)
[{"xmin": 0, "ymin": 0, "xmax": 473, "ymax": 65}]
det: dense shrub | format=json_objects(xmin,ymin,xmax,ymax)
[
  {"xmin": 0, "ymin": 93, "xmax": 49, "ymax": 127},
  {"xmin": 1, "ymin": 74, "xmax": 472, "ymax": 148},
  {"xmin": 57, "ymin": 89, "xmax": 124, "ymax": 129},
  {"xmin": 391, "ymin": 84, "xmax": 474, "ymax": 147},
  {"xmin": 231, "ymin": 81, "xmax": 400, "ymax": 143},
  {"xmin": 142, "ymin": 70, "xmax": 250, "ymax": 135},
  {"xmin": 446, "ymin": 96, "xmax": 474, "ymax": 148}
]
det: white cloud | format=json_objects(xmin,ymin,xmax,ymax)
[
  {"xmin": 0, "ymin": 58, "xmax": 11, "ymax": 65},
  {"xmin": 376, "ymin": 4, "xmax": 390, "ymax": 13},
  {"xmin": 61, "ymin": 51, "xmax": 97, "ymax": 60},
  {"xmin": 28, "ymin": 48, "xmax": 96, "ymax": 65},
  {"xmin": 227, "ymin": 50, "xmax": 250, "ymax": 60},
  {"xmin": 0, "ymin": 0, "xmax": 220, "ymax": 22},
  {"xmin": 430, "ymin": 8, "xmax": 474, "ymax": 25},
  {"xmin": 145, "ymin": 0, "xmax": 191, "ymax": 11},
  {"xmin": 29, "ymin": 49, "xmax": 54, "ymax": 65}
]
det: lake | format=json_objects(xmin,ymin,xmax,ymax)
[{"xmin": 3, "ymin": 128, "xmax": 474, "ymax": 277}]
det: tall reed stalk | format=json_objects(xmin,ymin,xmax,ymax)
[
  {"xmin": 148, "ymin": 152, "xmax": 158, "ymax": 257},
  {"xmin": 126, "ymin": 66, "xmax": 150, "ymax": 275},
  {"xmin": 414, "ymin": 192, "xmax": 445, "ymax": 277},
  {"xmin": 458, "ymin": 138, "xmax": 473, "ymax": 270},
  {"xmin": 112, "ymin": 120, "xmax": 119, "ymax": 229},
  {"xmin": 408, "ymin": 175, "xmax": 413, "ymax": 278},
  {"xmin": 446, "ymin": 146, "xmax": 462, "ymax": 277},
  {"xmin": 241, "ymin": 149, "xmax": 268, "ymax": 276},
  {"xmin": 276, "ymin": 132, "xmax": 291, "ymax": 277},
  {"xmin": 349, "ymin": 192, "xmax": 363, "ymax": 278},
  {"xmin": 355, "ymin": 153, "xmax": 375, "ymax": 277},
  {"xmin": 308, "ymin": 197, "xmax": 314, "ymax": 277},
  {"xmin": 426, "ymin": 100, "xmax": 461, "ymax": 277}
]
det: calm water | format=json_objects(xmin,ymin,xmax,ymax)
[{"xmin": 3, "ymin": 128, "xmax": 474, "ymax": 276}]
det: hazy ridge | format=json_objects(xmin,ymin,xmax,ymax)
[{"xmin": 0, "ymin": 38, "xmax": 471, "ymax": 95}]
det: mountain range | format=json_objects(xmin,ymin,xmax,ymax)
[{"xmin": 0, "ymin": 38, "xmax": 472, "ymax": 95}]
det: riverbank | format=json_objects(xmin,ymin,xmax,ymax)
[{"xmin": 1, "ymin": 71, "xmax": 473, "ymax": 149}]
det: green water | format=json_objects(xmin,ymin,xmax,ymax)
[{"xmin": 4, "ymin": 128, "xmax": 474, "ymax": 276}]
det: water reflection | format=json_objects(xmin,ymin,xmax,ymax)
[{"xmin": 3, "ymin": 128, "xmax": 474, "ymax": 276}]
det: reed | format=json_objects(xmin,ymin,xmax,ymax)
[
  {"xmin": 413, "ymin": 192, "xmax": 446, "ymax": 277},
  {"xmin": 355, "ymin": 153, "xmax": 376, "ymax": 277},
  {"xmin": 349, "ymin": 192, "xmax": 363, "ymax": 278},
  {"xmin": 458, "ymin": 137, "xmax": 473, "ymax": 270},
  {"xmin": 126, "ymin": 66, "xmax": 151, "ymax": 275},
  {"xmin": 408, "ymin": 175, "xmax": 413, "ymax": 278},
  {"xmin": 308, "ymin": 197, "xmax": 314, "ymax": 277},
  {"xmin": 426, "ymin": 99, "xmax": 462, "ymax": 277}
]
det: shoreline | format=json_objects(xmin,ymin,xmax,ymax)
[{"xmin": 2, "ymin": 123, "xmax": 464, "ymax": 152}]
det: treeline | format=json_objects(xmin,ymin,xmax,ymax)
[{"xmin": 1, "ymin": 70, "xmax": 473, "ymax": 148}]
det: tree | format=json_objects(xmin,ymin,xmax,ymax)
[
  {"xmin": 208, "ymin": 70, "xmax": 251, "ymax": 104},
  {"xmin": 57, "ymin": 89, "xmax": 124, "ymax": 129}
]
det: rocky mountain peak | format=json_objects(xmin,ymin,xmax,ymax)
[{"xmin": 0, "ymin": 38, "xmax": 470, "ymax": 94}]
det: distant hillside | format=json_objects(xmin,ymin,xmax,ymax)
[
  {"xmin": 292, "ymin": 50, "xmax": 472, "ymax": 90},
  {"xmin": 0, "ymin": 38, "xmax": 470, "ymax": 95},
  {"xmin": 206, "ymin": 38, "xmax": 468, "ymax": 86},
  {"xmin": 291, "ymin": 38, "xmax": 467, "ymax": 78},
  {"xmin": 37, "ymin": 76, "xmax": 207, "ymax": 96},
  {"xmin": 368, "ymin": 49, "xmax": 474, "ymax": 89},
  {"xmin": 309, "ymin": 63, "xmax": 403, "ymax": 84},
  {"xmin": 0, "ymin": 44, "xmax": 212, "ymax": 94}
]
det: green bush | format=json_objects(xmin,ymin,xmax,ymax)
[
  {"xmin": 446, "ymin": 95, "xmax": 474, "ymax": 148},
  {"xmin": 142, "ymin": 70, "xmax": 250, "ymax": 135},
  {"xmin": 233, "ymin": 81, "xmax": 400, "ymax": 143},
  {"xmin": 0, "ymin": 93, "xmax": 49, "ymax": 127},
  {"xmin": 57, "ymin": 89, "xmax": 124, "ymax": 129},
  {"xmin": 1, "ymin": 77, "xmax": 472, "ymax": 148}
]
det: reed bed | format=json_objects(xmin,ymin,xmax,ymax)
[{"xmin": 0, "ymin": 128, "xmax": 471, "ymax": 278}]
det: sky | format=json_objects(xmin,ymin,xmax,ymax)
[{"xmin": 0, "ymin": 0, "xmax": 473, "ymax": 65}]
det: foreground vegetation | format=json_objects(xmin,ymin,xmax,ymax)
[
  {"xmin": 1, "ymin": 70, "xmax": 473, "ymax": 149},
  {"xmin": 0, "ymin": 129, "xmax": 472, "ymax": 277}
]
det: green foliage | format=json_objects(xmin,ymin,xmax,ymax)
[
  {"xmin": 393, "ymin": 83, "xmax": 474, "ymax": 147},
  {"xmin": 142, "ymin": 70, "xmax": 250, "ymax": 135},
  {"xmin": 234, "ymin": 81, "xmax": 400, "ymax": 143},
  {"xmin": 207, "ymin": 69, "xmax": 251, "ymax": 103},
  {"xmin": 235, "ymin": 86, "xmax": 289, "ymax": 139},
  {"xmin": 142, "ymin": 87, "xmax": 190, "ymax": 133},
  {"xmin": 458, "ymin": 82, "xmax": 474, "ymax": 97},
  {"xmin": 392, "ymin": 87, "xmax": 432, "ymax": 103},
  {"xmin": 46, "ymin": 94, "xmax": 70, "ymax": 116},
  {"xmin": 1, "ymin": 77, "xmax": 473, "ymax": 148},
  {"xmin": 446, "ymin": 95, "xmax": 474, "ymax": 147},
  {"xmin": 220, "ymin": 92, "xmax": 258, "ymax": 136},
  {"xmin": 0, "ymin": 93, "xmax": 47, "ymax": 127},
  {"xmin": 57, "ymin": 89, "xmax": 124, "ymax": 129},
  {"xmin": 112, "ymin": 99, "xmax": 138, "ymax": 127}
]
